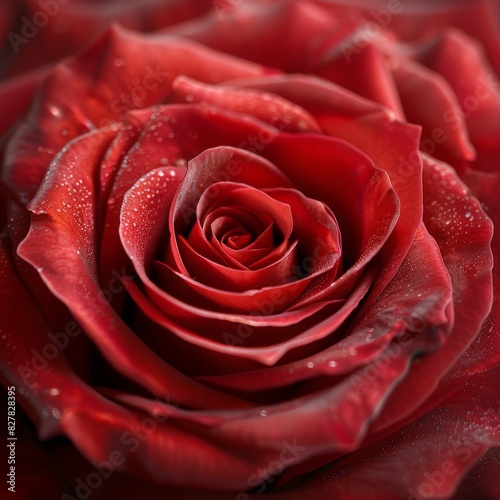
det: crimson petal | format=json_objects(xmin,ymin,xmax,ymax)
[
  {"xmin": 422, "ymin": 29, "xmax": 500, "ymax": 172},
  {"xmin": 171, "ymin": 75, "xmax": 321, "ymax": 133}
]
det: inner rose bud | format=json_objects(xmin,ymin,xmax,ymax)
[
  {"xmin": 176, "ymin": 182, "xmax": 300, "ymax": 290},
  {"xmin": 147, "ymin": 147, "xmax": 341, "ymax": 305},
  {"xmin": 196, "ymin": 184, "xmax": 291, "ymax": 269},
  {"xmin": 166, "ymin": 167, "xmax": 341, "ymax": 293}
]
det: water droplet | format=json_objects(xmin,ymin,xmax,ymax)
[
  {"xmin": 260, "ymin": 409, "xmax": 268, "ymax": 417},
  {"xmin": 48, "ymin": 105, "xmax": 62, "ymax": 118},
  {"xmin": 328, "ymin": 360, "xmax": 337, "ymax": 368},
  {"xmin": 297, "ymin": 120, "xmax": 308, "ymax": 130},
  {"xmin": 306, "ymin": 361, "xmax": 314, "ymax": 369},
  {"xmin": 114, "ymin": 58, "xmax": 124, "ymax": 67}
]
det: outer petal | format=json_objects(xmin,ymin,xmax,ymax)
[
  {"xmin": 391, "ymin": 58, "xmax": 476, "ymax": 171},
  {"xmin": 170, "ymin": 75, "xmax": 321, "ymax": 133},
  {"xmin": 421, "ymin": 29, "xmax": 500, "ymax": 172},
  {"xmin": 165, "ymin": 0, "xmax": 351, "ymax": 72},
  {"xmin": 0, "ymin": 65, "xmax": 51, "ymax": 136}
]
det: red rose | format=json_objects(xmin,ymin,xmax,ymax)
[{"xmin": 0, "ymin": 1, "xmax": 498, "ymax": 499}]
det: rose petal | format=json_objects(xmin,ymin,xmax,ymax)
[
  {"xmin": 422, "ymin": 29, "xmax": 500, "ymax": 172},
  {"xmin": 317, "ymin": 36, "xmax": 406, "ymax": 119},
  {"xmin": 165, "ymin": 0, "xmax": 349, "ymax": 72},
  {"xmin": 150, "ymin": 260, "xmax": 325, "ymax": 316},
  {"xmin": 0, "ymin": 65, "xmax": 51, "ymax": 136},
  {"xmin": 102, "ymin": 342, "xmax": 416, "ymax": 476},
  {"xmin": 171, "ymin": 75, "xmax": 321, "ymax": 133},
  {"xmin": 264, "ymin": 132, "xmax": 401, "ymax": 308},
  {"xmin": 391, "ymin": 57, "xmax": 476, "ymax": 170},
  {"xmin": 450, "ymin": 166, "xmax": 500, "ymax": 380}
]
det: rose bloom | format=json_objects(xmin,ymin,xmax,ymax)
[{"xmin": 0, "ymin": 1, "xmax": 499, "ymax": 499}]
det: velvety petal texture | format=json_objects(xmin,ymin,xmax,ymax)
[{"xmin": 0, "ymin": 1, "xmax": 498, "ymax": 499}]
